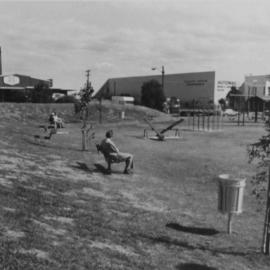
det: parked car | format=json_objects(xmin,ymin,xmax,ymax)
[{"xmin": 223, "ymin": 109, "xmax": 238, "ymax": 117}]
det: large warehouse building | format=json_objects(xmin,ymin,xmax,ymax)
[
  {"xmin": 0, "ymin": 47, "xmax": 73, "ymax": 102},
  {"xmin": 0, "ymin": 73, "xmax": 52, "ymax": 102},
  {"xmin": 95, "ymin": 71, "xmax": 234, "ymax": 106}
]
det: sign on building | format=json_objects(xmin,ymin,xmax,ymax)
[{"xmin": 3, "ymin": 75, "xmax": 20, "ymax": 86}]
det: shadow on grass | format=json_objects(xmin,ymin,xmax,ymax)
[
  {"xmin": 175, "ymin": 263, "xmax": 217, "ymax": 270},
  {"xmin": 166, "ymin": 223, "xmax": 219, "ymax": 236},
  {"xmin": 94, "ymin": 163, "xmax": 110, "ymax": 174},
  {"xmin": 94, "ymin": 163, "xmax": 125, "ymax": 175},
  {"xmin": 71, "ymin": 162, "xmax": 124, "ymax": 175},
  {"xmin": 22, "ymin": 137, "xmax": 82, "ymax": 152},
  {"xmin": 138, "ymin": 234, "xmax": 255, "ymax": 256},
  {"xmin": 74, "ymin": 162, "xmax": 93, "ymax": 172}
]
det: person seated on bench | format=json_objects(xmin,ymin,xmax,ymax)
[
  {"xmin": 49, "ymin": 112, "xmax": 64, "ymax": 128},
  {"xmin": 100, "ymin": 130, "xmax": 134, "ymax": 174},
  {"xmin": 49, "ymin": 112, "xmax": 56, "ymax": 125}
]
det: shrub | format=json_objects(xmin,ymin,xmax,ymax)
[
  {"xmin": 55, "ymin": 95, "xmax": 78, "ymax": 103},
  {"xmin": 141, "ymin": 79, "xmax": 165, "ymax": 111}
]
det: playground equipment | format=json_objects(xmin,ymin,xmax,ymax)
[
  {"xmin": 217, "ymin": 174, "xmax": 246, "ymax": 234},
  {"xmin": 143, "ymin": 118, "xmax": 184, "ymax": 141}
]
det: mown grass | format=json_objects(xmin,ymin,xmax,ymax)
[{"xmin": 0, "ymin": 106, "xmax": 270, "ymax": 269}]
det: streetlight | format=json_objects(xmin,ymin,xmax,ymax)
[{"xmin": 152, "ymin": 65, "xmax": 165, "ymax": 93}]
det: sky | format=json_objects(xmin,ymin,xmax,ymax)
[{"xmin": 0, "ymin": 0, "xmax": 270, "ymax": 92}]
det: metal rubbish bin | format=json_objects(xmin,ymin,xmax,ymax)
[{"xmin": 217, "ymin": 174, "xmax": 246, "ymax": 214}]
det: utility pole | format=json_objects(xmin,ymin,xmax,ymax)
[
  {"xmin": 0, "ymin": 46, "xmax": 2, "ymax": 76},
  {"xmin": 161, "ymin": 65, "xmax": 165, "ymax": 93},
  {"xmin": 86, "ymin": 69, "xmax": 91, "ymax": 90}
]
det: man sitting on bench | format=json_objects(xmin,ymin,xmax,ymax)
[{"xmin": 99, "ymin": 130, "xmax": 134, "ymax": 174}]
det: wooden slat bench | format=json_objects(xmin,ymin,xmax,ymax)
[{"xmin": 96, "ymin": 144, "xmax": 134, "ymax": 172}]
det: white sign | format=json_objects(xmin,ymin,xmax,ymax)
[{"xmin": 3, "ymin": 75, "xmax": 20, "ymax": 86}]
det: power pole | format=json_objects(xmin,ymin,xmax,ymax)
[
  {"xmin": 161, "ymin": 65, "xmax": 165, "ymax": 93},
  {"xmin": 86, "ymin": 69, "xmax": 91, "ymax": 89}
]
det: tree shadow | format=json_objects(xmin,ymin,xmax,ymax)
[
  {"xmin": 137, "ymin": 233, "xmax": 254, "ymax": 256},
  {"xmin": 166, "ymin": 223, "xmax": 219, "ymax": 236},
  {"xmin": 23, "ymin": 137, "xmax": 82, "ymax": 152},
  {"xmin": 175, "ymin": 263, "xmax": 218, "ymax": 270}
]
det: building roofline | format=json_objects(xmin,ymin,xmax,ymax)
[
  {"xmin": 0, "ymin": 86, "xmax": 75, "ymax": 91},
  {"xmin": 106, "ymin": 71, "xmax": 215, "ymax": 81},
  {"xmin": 0, "ymin": 73, "xmax": 51, "ymax": 81}
]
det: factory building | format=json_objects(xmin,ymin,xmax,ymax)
[
  {"xmin": 95, "ymin": 71, "xmax": 235, "ymax": 106},
  {"xmin": 0, "ymin": 47, "xmax": 73, "ymax": 102}
]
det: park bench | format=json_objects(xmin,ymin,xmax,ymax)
[
  {"xmin": 34, "ymin": 126, "xmax": 57, "ymax": 141},
  {"xmin": 96, "ymin": 143, "xmax": 122, "ymax": 169},
  {"xmin": 96, "ymin": 143, "xmax": 134, "ymax": 172},
  {"xmin": 38, "ymin": 124, "xmax": 57, "ymax": 132}
]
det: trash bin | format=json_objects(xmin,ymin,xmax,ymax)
[{"xmin": 217, "ymin": 174, "xmax": 246, "ymax": 214}]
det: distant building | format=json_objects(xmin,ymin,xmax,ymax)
[
  {"xmin": 0, "ymin": 47, "xmax": 74, "ymax": 102},
  {"xmin": 0, "ymin": 74, "xmax": 50, "ymax": 102},
  {"xmin": 111, "ymin": 96, "xmax": 134, "ymax": 105},
  {"xmin": 216, "ymin": 80, "xmax": 237, "ymax": 102},
  {"xmin": 95, "ymin": 71, "xmax": 218, "ymax": 106},
  {"xmin": 239, "ymin": 74, "xmax": 270, "ymax": 111},
  {"xmin": 0, "ymin": 74, "xmax": 73, "ymax": 102},
  {"xmin": 241, "ymin": 74, "xmax": 270, "ymax": 99}
]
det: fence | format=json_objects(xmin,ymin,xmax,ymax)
[{"xmin": 185, "ymin": 112, "xmax": 223, "ymax": 132}]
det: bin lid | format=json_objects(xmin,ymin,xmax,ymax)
[{"xmin": 217, "ymin": 174, "xmax": 246, "ymax": 187}]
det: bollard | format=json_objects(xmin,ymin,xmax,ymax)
[
  {"xmin": 120, "ymin": 111, "xmax": 125, "ymax": 120},
  {"xmin": 217, "ymin": 174, "xmax": 246, "ymax": 234}
]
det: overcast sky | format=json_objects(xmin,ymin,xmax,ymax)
[{"xmin": 0, "ymin": 0, "xmax": 270, "ymax": 91}]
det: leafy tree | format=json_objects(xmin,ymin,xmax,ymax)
[
  {"xmin": 31, "ymin": 82, "xmax": 52, "ymax": 103},
  {"xmin": 78, "ymin": 84, "xmax": 94, "ymax": 128},
  {"xmin": 248, "ymin": 119, "xmax": 270, "ymax": 254},
  {"xmin": 78, "ymin": 83, "xmax": 94, "ymax": 151},
  {"xmin": 55, "ymin": 95, "xmax": 78, "ymax": 103},
  {"xmin": 141, "ymin": 79, "xmax": 165, "ymax": 111},
  {"xmin": 226, "ymin": 86, "xmax": 243, "ymax": 110},
  {"xmin": 218, "ymin": 98, "xmax": 226, "ymax": 111}
]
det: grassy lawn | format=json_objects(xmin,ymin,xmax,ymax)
[{"xmin": 0, "ymin": 106, "xmax": 270, "ymax": 269}]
